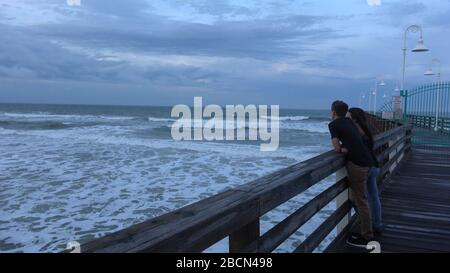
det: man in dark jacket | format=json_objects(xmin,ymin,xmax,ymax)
[{"xmin": 328, "ymin": 100, "xmax": 374, "ymax": 247}]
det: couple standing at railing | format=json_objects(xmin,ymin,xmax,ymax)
[{"xmin": 329, "ymin": 101, "xmax": 382, "ymax": 249}]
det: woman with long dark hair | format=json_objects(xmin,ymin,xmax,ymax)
[{"xmin": 347, "ymin": 107, "xmax": 383, "ymax": 236}]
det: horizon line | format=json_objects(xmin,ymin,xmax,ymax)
[{"xmin": 0, "ymin": 101, "xmax": 331, "ymax": 112}]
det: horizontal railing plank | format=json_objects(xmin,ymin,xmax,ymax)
[
  {"xmin": 374, "ymin": 125, "xmax": 410, "ymax": 150},
  {"xmin": 376, "ymin": 134, "xmax": 410, "ymax": 163},
  {"xmin": 256, "ymin": 177, "xmax": 348, "ymax": 253},
  {"xmin": 293, "ymin": 201, "xmax": 352, "ymax": 253},
  {"xmin": 381, "ymin": 142, "xmax": 411, "ymax": 178}
]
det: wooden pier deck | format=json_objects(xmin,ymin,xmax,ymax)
[{"xmin": 332, "ymin": 147, "xmax": 450, "ymax": 253}]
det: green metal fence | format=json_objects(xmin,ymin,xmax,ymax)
[
  {"xmin": 402, "ymin": 82, "xmax": 450, "ymax": 149},
  {"xmin": 377, "ymin": 98, "xmax": 395, "ymax": 113},
  {"xmin": 377, "ymin": 81, "xmax": 450, "ymax": 150}
]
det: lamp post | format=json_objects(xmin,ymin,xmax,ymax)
[
  {"xmin": 359, "ymin": 92, "xmax": 366, "ymax": 108},
  {"xmin": 394, "ymin": 85, "xmax": 400, "ymax": 95},
  {"xmin": 424, "ymin": 58, "xmax": 442, "ymax": 131},
  {"xmin": 373, "ymin": 78, "xmax": 386, "ymax": 115},
  {"xmin": 401, "ymin": 25, "xmax": 429, "ymax": 92},
  {"xmin": 362, "ymin": 93, "xmax": 366, "ymax": 109}
]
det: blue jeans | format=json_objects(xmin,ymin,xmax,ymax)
[{"xmin": 367, "ymin": 167, "xmax": 382, "ymax": 229}]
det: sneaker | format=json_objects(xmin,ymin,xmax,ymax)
[{"xmin": 346, "ymin": 233, "xmax": 371, "ymax": 248}]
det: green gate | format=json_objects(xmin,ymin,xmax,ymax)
[
  {"xmin": 402, "ymin": 82, "xmax": 450, "ymax": 149},
  {"xmin": 378, "ymin": 81, "xmax": 450, "ymax": 150}
]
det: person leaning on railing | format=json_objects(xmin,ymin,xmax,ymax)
[
  {"xmin": 328, "ymin": 101, "xmax": 375, "ymax": 248},
  {"xmin": 347, "ymin": 108, "xmax": 383, "ymax": 237}
]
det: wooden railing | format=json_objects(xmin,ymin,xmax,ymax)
[
  {"xmin": 72, "ymin": 124, "xmax": 412, "ymax": 253},
  {"xmin": 366, "ymin": 114, "xmax": 399, "ymax": 135}
]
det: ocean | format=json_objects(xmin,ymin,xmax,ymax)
[{"xmin": 0, "ymin": 103, "xmax": 338, "ymax": 253}]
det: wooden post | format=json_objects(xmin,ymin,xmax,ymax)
[
  {"xmin": 405, "ymin": 128, "xmax": 412, "ymax": 153},
  {"xmin": 396, "ymin": 130, "xmax": 405, "ymax": 165},
  {"xmin": 390, "ymin": 128, "xmax": 407, "ymax": 174},
  {"xmin": 335, "ymin": 167, "xmax": 350, "ymax": 235},
  {"xmin": 388, "ymin": 135, "xmax": 397, "ymax": 174},
  {"xmin": 229, "ymin": 219, "xmax": 260, "ymax": 253}
]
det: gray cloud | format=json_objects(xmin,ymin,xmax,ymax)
[
  {"xmin": 170, "ymin": 0, "xmax": 254, "ymax": 17},
  {"xmin": 0, "ymin": 22, "xmax": 220, "ymax": 88},
  {"xmin": 382, "ymin": 1, "xmax": 427, "ymax": 17},
  {"xmin": 0, "ymin": 0, "xmax": 345, "ymax": 90},
  {"xmin": 426, "ymin": 8, "xmax": 450, "ymax": 27},
  {"xmin": 29, "ymin": 13, "xmax": 336, "ymax": 61},
  {"xmin": 0, "ymin": 0, "xmax": 448, "ymax": 109}
]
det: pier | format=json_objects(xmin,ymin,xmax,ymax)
[{"xmin": 69, "ymin": 83, "xmax": 450, "ymax": 253}]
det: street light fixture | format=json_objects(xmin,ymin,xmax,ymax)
[
  {"xmin": 373, "ymin": 77, "xmax": 386, "ymax": 115},
  {"xmin": 424, "ymin": 69, "xmax": 435, "ymax": 76},
  {"xmin": 412, "ymin": 37, "xmax": 429, "ymax": 52},
  {"xmin": 424, "ymin": 58, "xmax": 442, "ymax": 131},
  {"xmin": 401, "ymin": 25, "xmax": 429, "ymax": 92},
  {"xmin": 424, "ymin": 59, "xmax": 441, "ymax": 80},
  {"xmin": 359, "ymin": 92, "xmax": 366, "ymax": 108},
  {"xmin": 394, "ymin": 85, "xmax": 400, "ymax": 96}
]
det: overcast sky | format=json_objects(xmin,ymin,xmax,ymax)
[{"xmin": 0, "ymin": 0, "xmax": 449, "ymax": 109}]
